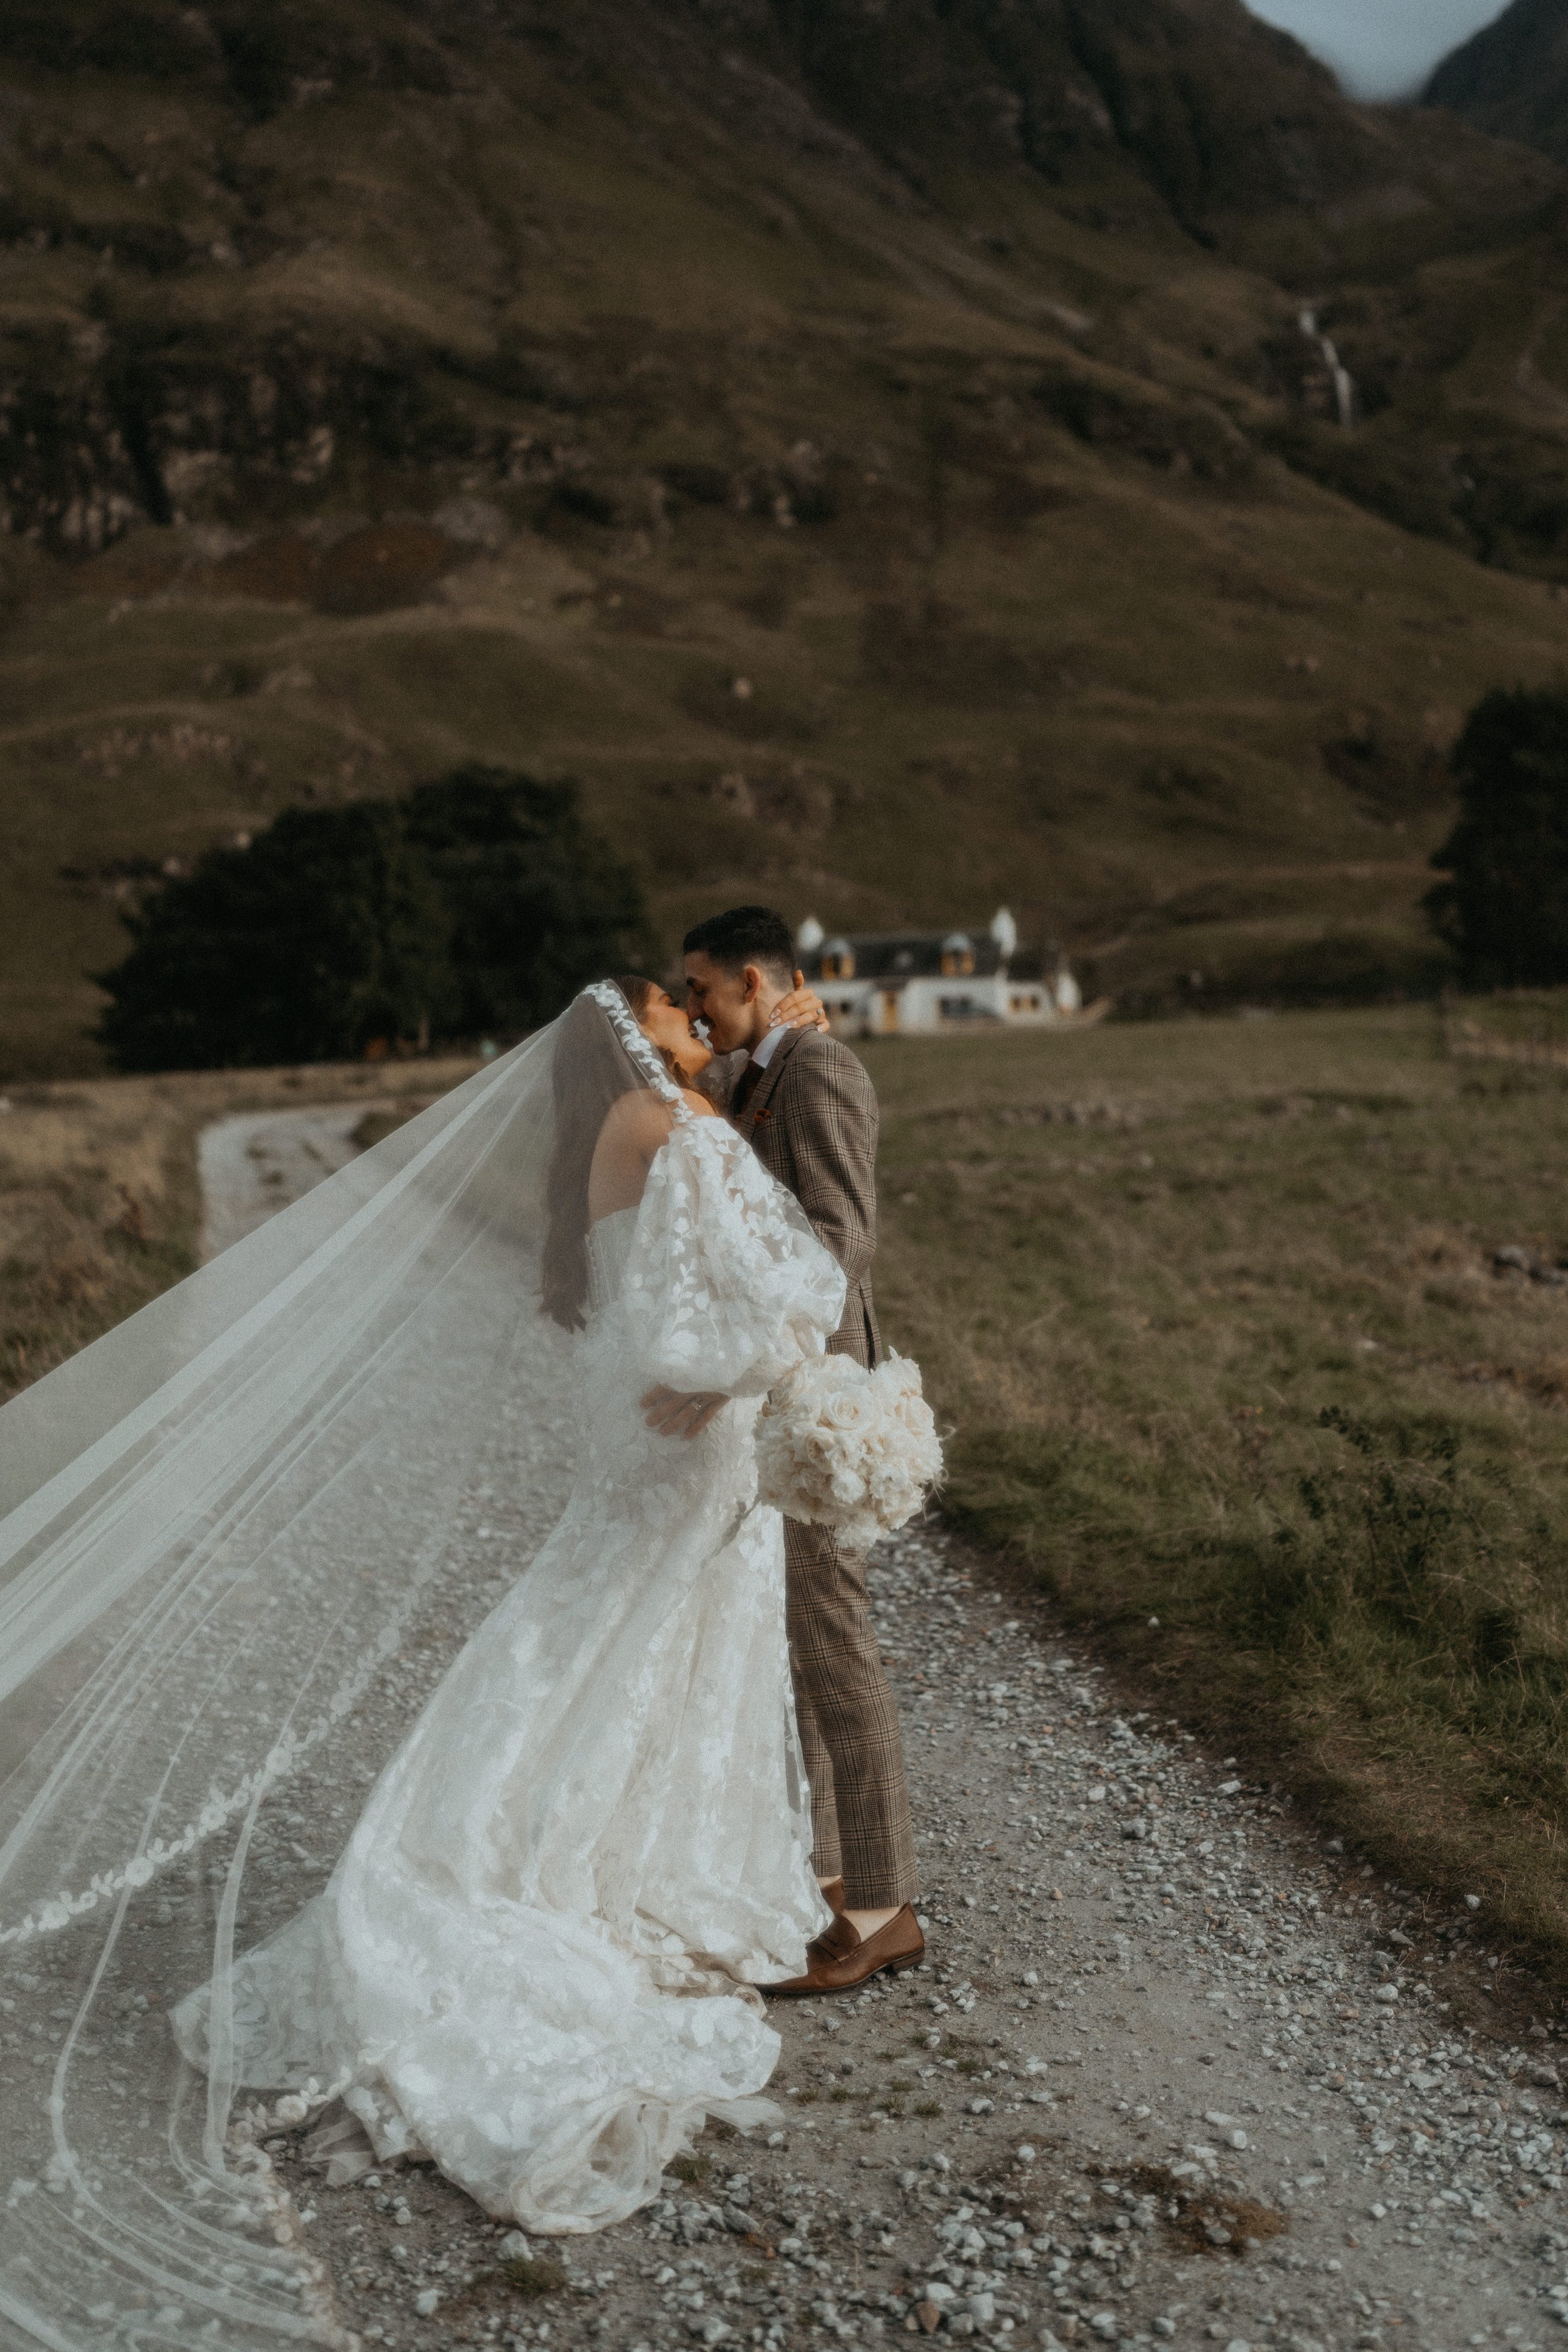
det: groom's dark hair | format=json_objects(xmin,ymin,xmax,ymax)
[{"xmin": 682, "ymin": 904, "xmax": 796, "ymax": 980}]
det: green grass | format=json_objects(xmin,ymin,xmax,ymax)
[
  {"xmin": 866, "ymin": 1001, "xmax": 1568, "ymax": 1983},
  {"xmin": 1446, "ymin": 988, "xmax": 1568, "ymax": 1062}
]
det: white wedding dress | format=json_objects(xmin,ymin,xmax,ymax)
[{"xmin": 173, "ymin": 1111, "xmax": 846, "ymax": 2235}]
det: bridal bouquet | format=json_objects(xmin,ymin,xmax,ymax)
[{"xmin": 755, "ymin": 1351, "xmax": 943, "ymax": 1550}]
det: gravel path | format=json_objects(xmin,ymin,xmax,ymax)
[
  {"xmin": 195, "ymin": 1121, "xmax": 1568, "ymax": 2352},
  {"xmin": 198, "ymin": 1106, "xmax": 373, "ymax": 1259},
  {"xmin": 245, "ymin": 1528, "xmax": 1568, "ymax": 2352}
]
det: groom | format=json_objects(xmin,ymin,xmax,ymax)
[{"xmin": 661, "ymin": 904, "xmax": 923, "ymax": 1993}]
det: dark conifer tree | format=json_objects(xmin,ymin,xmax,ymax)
[
  {"xmin": 1426, "ymin": 688, "xmax": 1568, "ymax": 986},
  {"xmin": 403, "ymin": 766, "xmax": 654, "ymax": 1037},
  {"xmin": 97, "ymin": 802, "xmax": 450, "ymax": 1070}
]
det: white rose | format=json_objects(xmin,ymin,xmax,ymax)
[{"xmin": 819, "ymin": 1390, "xmax": 875, "ymax": 1435}]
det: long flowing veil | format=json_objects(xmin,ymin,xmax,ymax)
[{"xmin": 0, "ymin": 983, "xmax": 681, "ymax": 2352}]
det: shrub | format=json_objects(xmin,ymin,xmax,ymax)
[
  {"xmin": 97, "ymin": 767, "xmax": 652, "ymax": 1069},
  {"xmin": 403, "ymin": 766, "xmax": 654, "ymax": 1037},
  {"xmin": 1426, "ymin": 687, "xmax": 1568, "ymax": 985}
]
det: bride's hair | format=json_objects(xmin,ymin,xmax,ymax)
[
  {"xmin": 540, "ymin": 978, "xmax": 665, "ymax": 1331},
  {"xmin": 615, "ymin": 973, "xmax": 687, "ymax": 1084}
]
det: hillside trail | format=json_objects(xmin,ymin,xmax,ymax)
[
  {"xmin": 198, "ymin": 1104, "xmax": 372, "ymax": 1259},
  {"xmin": 198, "ymin": 1120, "xmax": 1568, "ymax": 2352}
]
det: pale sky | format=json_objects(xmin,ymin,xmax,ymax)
[{"xmin": 1244, "ymin": 0, "xmax": 1510, "ymax": 98}]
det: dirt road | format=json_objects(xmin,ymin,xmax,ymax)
[{"xmin": 198, "ymin": 1104, "xmax": 376, "ymax": 1259}]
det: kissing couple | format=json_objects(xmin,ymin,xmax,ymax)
[{"xmin": 0, "ymin": 901, "xmax": 930, "ymax": 2305}]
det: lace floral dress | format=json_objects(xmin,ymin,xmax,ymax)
[{"xmin": 174, "ymin": 1113, "xmax": 846, "ymax": 2233}]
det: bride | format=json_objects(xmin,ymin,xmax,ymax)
[
  {"xmin": 171, "ymin": 977, "xmax": 847, "ymax": 2232},
  {"xmin": 0, "ymin": 977, "xmax": 849, "ymax": 2346}
]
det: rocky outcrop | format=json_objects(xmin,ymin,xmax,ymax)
[
  {"xmin": 0, "ymin": 324, "xmax": 485, "ymax": 551},
  {"xmin": 722, "ymin": 0, "xmax": 1379, "ymax": 236},
  {"xmin": 1425, "ymin": 0, "xmax": 1568, "ymax": 169}
]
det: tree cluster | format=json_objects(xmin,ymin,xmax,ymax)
[
  {"xmin": 97, "ymin": 766, "xmax": 654, "ymax": 1070},
  {"xmin": 1427, "ymin": 689, "xmax": 1568, "ymax": 988}
]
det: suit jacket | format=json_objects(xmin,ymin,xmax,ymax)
[{"xmin": 729, "ymin": 1028, "xmax": 882, "ymax": 1369}]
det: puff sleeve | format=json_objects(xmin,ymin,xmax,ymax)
[{"xmin": 618, "ymin": 1118, "xmax": 846, "ymax": 1396}]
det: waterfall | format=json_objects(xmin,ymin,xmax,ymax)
[{"xmin": 1298, "ymin": 306, "xmax": 1357, "ymax": 430}]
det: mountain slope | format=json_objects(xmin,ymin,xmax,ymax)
[
  {"xmin": 3, "ymin": 0, "xmax": 1568, "ymax": 1074},
  {"xmin": 1426, "ymin": 0, "xmax": 1568, "ymax": 168},
  {"xmin": 697, "ymin": 0, "xmax": 1549, "ymax": 265}
]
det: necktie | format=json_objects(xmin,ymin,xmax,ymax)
[{"xmin": 733, "ymin": 1056, "xmax": 765, "ymax": 1119}]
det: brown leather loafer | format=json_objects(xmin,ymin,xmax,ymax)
[
  {"xmin": 818, "ymin": 1877, "xmax": 847, "ymax": 1917},
  {"xmin": 765, "ymin": 1903, "xmax": 924, "ymax": 1997}
]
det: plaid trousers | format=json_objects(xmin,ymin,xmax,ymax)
[
  {"xmin": 736, "ymin": 1027, "xmax": 918, "ymax": 1909},
  {"xmin": 785, "ymin": 1516, "xmax": 919, "ymax": 1909}
]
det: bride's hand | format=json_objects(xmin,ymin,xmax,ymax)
[
  {"xmin": 770, "ymin": 975, "xmax": 830, "ymax": 1034},
  {"xmin": 640, "ymin": 1385, "xmax": 728, "ymax": 1438}
]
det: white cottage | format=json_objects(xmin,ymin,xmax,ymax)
[{"xmin": 795, "ymin": 909, "xmax": 1081, "ymax": 1038}]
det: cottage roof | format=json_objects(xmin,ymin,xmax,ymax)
[{"xmin": 800, "ymin": 927, "xmax": 1005, "ymax": 982}]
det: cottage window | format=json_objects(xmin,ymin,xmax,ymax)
[
  {"xmin": 822, "ymin": 938, "xmax": 856, "ymax": 980},
  {"xmin": 940, "ymin": 932, "xmax": 975, "ymax": 978}
]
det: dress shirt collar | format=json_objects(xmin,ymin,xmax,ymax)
[{"xmin": 749, "ymin": 1020, "xmax": 788, "ymax": 1072}]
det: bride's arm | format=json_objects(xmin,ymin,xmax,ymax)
[
  {"xmin": 640, "ymin": 1090, "xmax": 731, "ymax": 1436},
  {"xmin": 588, "ymin": 1090, "xmax": 729, "ymax": 1436},
  {"xmin": 622, "ymin": 1106, "xmax": 845, "ymax": 1438},
  {"xmin": 640, "ymin": 1383, "xmax": 728, "ymax": 1438},
  {"xmin": 586, "ymin": 1091, "xmax": 686, "ymax": 1222}
]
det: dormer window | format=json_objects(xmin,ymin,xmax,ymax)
[
  {"xmin": 940, "ymin": 931, "xmax": 975, "ymax": 978},
  {"xmin": 822, "ymin": 937, "xmax": 856, "ymax": 980}
]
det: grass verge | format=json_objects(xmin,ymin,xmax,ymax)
[
  {"xmin": 0, "ymin": 1057, "xmax": 475, "ymax": 1404},
  {"xmin": 863, "ymin": 1000, "xmax": 1568, "ymax": 1994}
]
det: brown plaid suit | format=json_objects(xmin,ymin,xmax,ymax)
[{"xmin": 732, "ymin": 1028, "xmax": 919, "ymax": 1909}]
